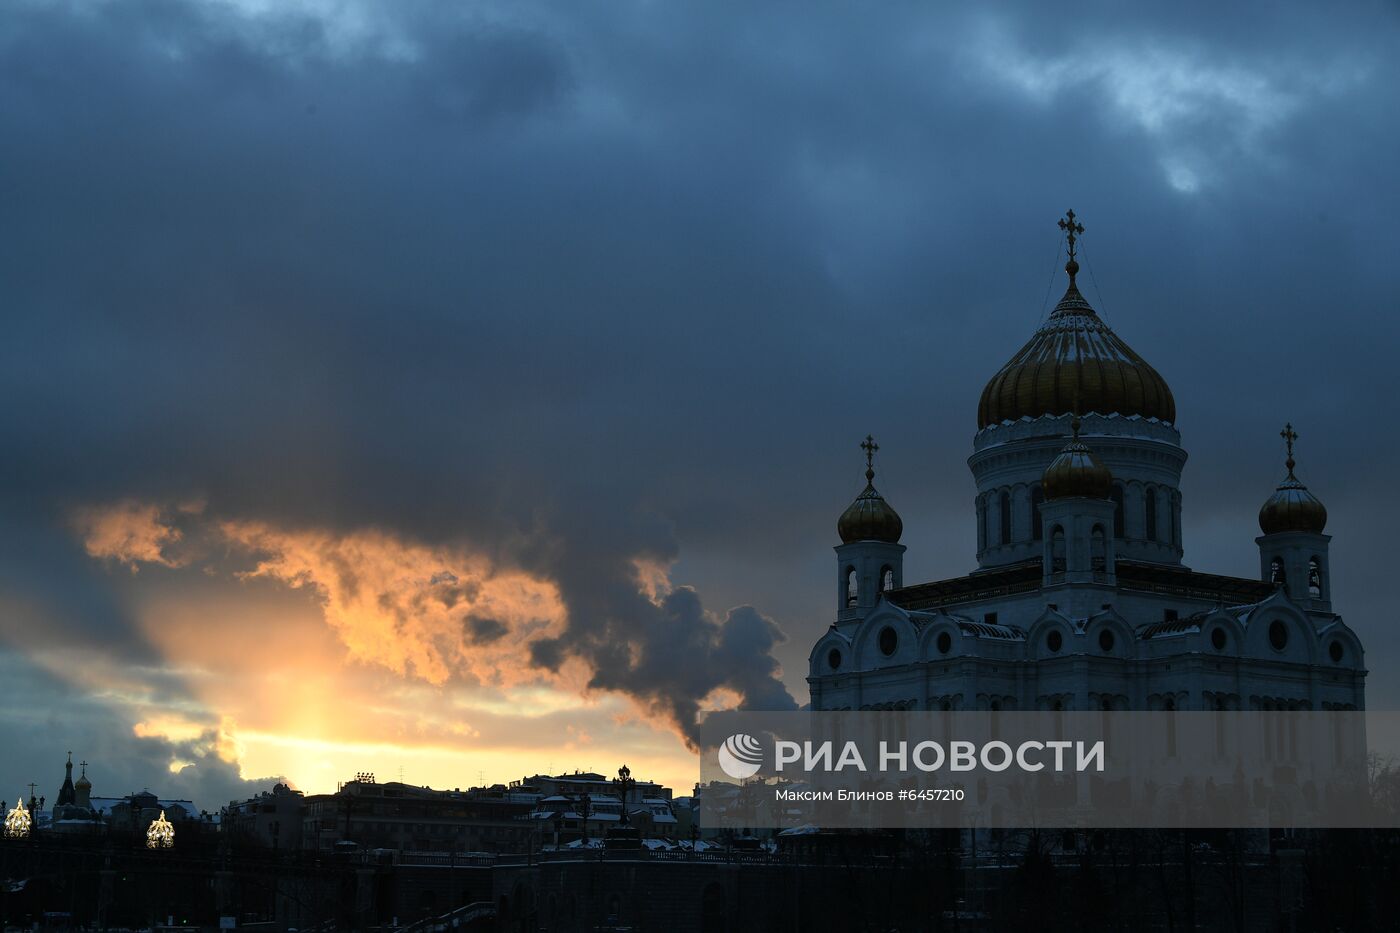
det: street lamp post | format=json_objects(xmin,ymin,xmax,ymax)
[
  {"xmin": 614, "ymin": 765, "xmax": 635, "ymax": 828},
  {"xmin": 574, "ymin": 793, "xmax": 592, "ymax": 846}
]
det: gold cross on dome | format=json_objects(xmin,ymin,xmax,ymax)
[
  {"xmin": 1058, "ymin": 210, "xmax": 1085, "ymax": 260},
  {"xmin": 861, "ymin": 435, "xmax": 879, "ymax": 469},
  {"xmin": 861, "ymin": 435, "xmax": 879, "ymax": 483},
  {"xmin": 1280, "ymin": 422, "xmax": 1299, "ymax": 474}
]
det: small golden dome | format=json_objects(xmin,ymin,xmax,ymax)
[
  {"xmin": 838, "ymin": 483, "xmax": 904, "ymax": 544},
  {"xmin": 1042, "ymin": 418, "xmax": 1113, "ymax": 500},
  {"xmin": 838, "ymin": 435, "xmax": 903, "ymax": 544},
  {"xmin": 977, "ymin": 260, "xmax": 1175, "ymax": 430},
  {"xmin": 1259, "ymin": 424, "xmax": 1326, "ymax": 534}
]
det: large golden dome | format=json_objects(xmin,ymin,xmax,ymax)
[{"xmin": 977, "ymin": 260, "xmax": 1176, "ymax": 430}]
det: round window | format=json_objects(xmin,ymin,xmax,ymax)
[
  {"xmin": 827, "ymin": 648, "xmax": 842, "ymax": 670},
  {"xmin": 1047, "ymin": 630, "xmax": 1063, "ymax": 653},
  {"xmin": 936, "ymin": 631, "xmax": 952, "ymax": 654},
  {"xmin": 879, "ymin": 626, "xmax": 898, "ymax": 656},
  {"xmin": 1329, "ymin": 640, "xmax": 1343, "ymax": 664},
  {"xmin": 1098, "ymin": 630, "xmax": 1115, "ymax": 653},
  {"xmin": 1269, "ymin": 620, "xmax": 1289, "ymax": 651},
  {"xmin": 1211, "ymin": 628, "xmax": 1227, "ymax": 651}
]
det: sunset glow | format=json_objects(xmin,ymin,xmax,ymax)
[{"xmin": 60, "ymin": 500, "xmax": 716, "ymax": 796}]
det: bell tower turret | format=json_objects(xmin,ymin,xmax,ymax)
[
  {"xmin": 1257, "ymin": 423, "xmax": 1331, "ymax": 611},
  {"xmin": 55, "ymin": 751, "xmax": 76, "ymax": 809},
  {"xmin": 835, "ymin": 435, "xmax": 905, "ymax": 623}
]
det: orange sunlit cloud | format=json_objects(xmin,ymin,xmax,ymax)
[
  {"xmin": 72, "ymin": 500, "xmax": 188, "ymax": 570},
  {"xmin": 218, "ymin": 518, "xmax": 569, "ymax": 687}
]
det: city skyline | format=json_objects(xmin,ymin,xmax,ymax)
[{"xmin": 3, "ymin": 0, "xmax": 1399, "ymax": 810}]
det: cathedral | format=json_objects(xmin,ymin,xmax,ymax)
[{"xmin": 808, "ymin": 214, "xmax": 1365, "ymax": 715}]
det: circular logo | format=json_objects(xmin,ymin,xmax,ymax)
[{"xmin": 717, "ymin": 733, "xmax": 764, "ymax": 779}]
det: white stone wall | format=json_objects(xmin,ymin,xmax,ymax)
[{"xmin": 808, "ymin": 587, "xmax": 1365, "ymax": 714}]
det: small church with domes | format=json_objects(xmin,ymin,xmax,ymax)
[{"xmin": 808, "ymin": 213, "xmax": 1365, "ymax": 715}]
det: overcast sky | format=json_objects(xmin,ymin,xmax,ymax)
[{"xmin": 2, "ymin": 0, "xmax": 1398, "ymax": 810}]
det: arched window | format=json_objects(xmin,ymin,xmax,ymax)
[
  {"xmin": 1171, "ymin": 491, "xmax": 1181, "ymax": 547},
  {"xmin": 1270, "ymin": 557, "xmax": 1285, "ymax": 587},
  {"xmin": 879, "ymin": 566, "xmax": 894, "ymax": 594},
  {"xmin": 1091, "ymin": 524, "xmax": 1107, "ymax": 572},
  {"xmin": 999, "ymin": 490, "xmax": 1012, "ymax": 545},
  {"xmin": 1308, "ymin": 557, "xmax": 1322, "ymax": 598},
  {"xmin": 845, "ymin": 567, "xmax": 858, "ymax": 607},
  {"xmin": 1051, "ymin": 526, "xmax": 1066, "ymax": 573},
  {"xmin": 977, "ymin": 495, "xmax": 987, "ymax": 551},
  {"xmin": 1031, "ymin": 485, "xmax": 1045, "ymax": 541},
  {"xmin": 1145, "ymin": 487, "xmax": 1158, "ymax": 542},
  {"xmin": 1110, "ymin": 485, "xmax": 1125, "ymax": 538}
]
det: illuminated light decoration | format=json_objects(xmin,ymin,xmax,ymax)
[
  {"xmin": 147, "ymin": 810, "xmax": 175, "ymax": 849},
  {"xmin": 4, "ymin": 794, "xmax": 31, "ymax": 839}
]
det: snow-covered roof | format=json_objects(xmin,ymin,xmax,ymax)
[
  {"xmin": 88, "ymin": 796, "xmax": 201, "ymax": 817},
  {"xmin": 1139, "ymin": 603, "xmax": 1259, "ymax": 640}
]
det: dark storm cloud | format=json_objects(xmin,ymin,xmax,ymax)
[
  {"xmin": 524, "ymin": 508, "xmax": 797, "ymax": 745},
  {"xmin": 466, "ymin": 616, "xmax": 507, "ymax": 644},
  {"xmin": 1, "ymin": 0, "xmax": 1399, "ymax": 795},
  {"xmin": 0, "ymin": 652, "xmax": 277, "ymax": 813}
]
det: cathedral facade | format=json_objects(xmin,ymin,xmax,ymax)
[{"xmin": 808, "ymin": 217, "xmax": 1365, "ymax": 715}]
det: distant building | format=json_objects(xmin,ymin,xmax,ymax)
[
  {"xmin": 33, "ymin": 751, "xmax": 212, "ymax": 838},
  {"xmin": 519, "ymin": 770, "xmax": 678, "ymax": 843},
  {"xmin": 50, "ymin": 753, "xmax": 102, "ymax": 833},
  {"xmin": 224, "ymin": 782, "xmax": 305, "ymax": 850},
  {"xmin": 517, "ymin": 770, "xmax": 672, "ymax": 803},
  {"xmin": 300, "ymin": 777, "xmax": 536, "ymax": 854},
  {"xmin": 90, "ymin": 791, "xmax": 205, "ymax": 833},
  {"xmin": 528, "ymin": 792, "xmax": 679, "ymax": 842},
  {"xmin": 286, "ymin": 770, "xmax": 677, "ymax": 855}
]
